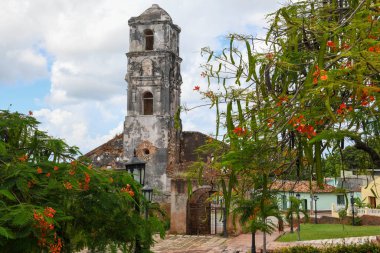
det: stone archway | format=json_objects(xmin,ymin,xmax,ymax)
[{"xmin": 186, "ymin": 187, "xmax": 211, "ymax": 235}]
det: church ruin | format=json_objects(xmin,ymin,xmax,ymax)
[{"xmin": 85, "ymin": 4, "xmax": 223, "ymax": 235}]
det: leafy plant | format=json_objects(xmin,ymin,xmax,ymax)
[{"xmin": 0, "ymin": 110, "xmax": 165, "ymax": 253}]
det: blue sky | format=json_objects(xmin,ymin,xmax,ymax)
[{"xmin": 0, "ymin": 0, "xmax": 282, "ymax": 153}]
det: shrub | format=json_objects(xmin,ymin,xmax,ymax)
[
  {"xmin": 0, "ymin": 110, "xmax": 165, "ymax": 253},
  {"xmin": 273, "ymin": 242, "xmax": 380, "ymax": 253}
]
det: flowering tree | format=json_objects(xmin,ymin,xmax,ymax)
[
  {"xmin": 197, "ymin": 0, "xmax": 379, "ymax": 185},
  {"xmin": 0, "ymin": 110, "xmax": 165, "ymax": 253},
  {"xmin": 188, "ymin": 0, "xmax": 380, "ymax": 240}
]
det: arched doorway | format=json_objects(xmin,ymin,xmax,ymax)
[{"xmin": 187, "ymin": 187, "xmax": 211, "ymax": 235}]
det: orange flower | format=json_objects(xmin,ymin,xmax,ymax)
[
  {"xmin": 46, "ymin": 173, "xmax": 51, "ymax": 178},
  {"xmin": 37, "ymin": 167, "xmax": 43, "ymax": 174},
  {"xmin": 64, "ymin": 182, "xmax": 72, "ymax": 190},
  {"xmin": 342, "ymin": 43, "xmax": 350, "ymax": 50},
  {"xmin": 54, "ymin": 166, "xmax": 59, "ymax": 171},
  {"xmin": 44, "ymin": 207, "xmax": 56, "ymax": 218},
  {"xmin": 233, "ymin": 126, "xmax": 247, "ymax": 136},
  {"xmin": 128, "ymin": 190, "xmax": 135, "ymax": 197},
  {"xmin": 69, "ymin": 170, "xmax": 75, "ymax": 176},
  {"xmin": 87, "ymin": 164, "xmax": 93, "ymax": 170},
  {"xmin": 369, "ymin": 95, "xmax": 375, "ymax": 101},
  {"xmin": 84, "ymin": 172, "xmax": 91, "ymax": 184},
  {"xmin": 70, "ymin": 160, "xmax": 77, "ymax": 166},
  {"xmin": 320, "ymin": 75, "xmax": 328, "ymax": 81},
  {"xmin": 265, "ymin": 53, "xmax": 274, "ymax": 60},
  {"xmin": 18, "ymin": 154, "xmax": 28, "ymax": 162}
]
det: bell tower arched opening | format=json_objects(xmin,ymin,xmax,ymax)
[
  {"xmin": 143, "ymin": 92, "xmax": 153, "ymax": 115},
  {"xmin": 144, "ymin": 29, "xmax": 154, "ymax": 50}
]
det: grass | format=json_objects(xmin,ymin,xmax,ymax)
[{"xmin": 277, "ymin": 224, "xmax": 380, "ymax": 242}]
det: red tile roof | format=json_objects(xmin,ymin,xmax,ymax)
[{"xmin": 270, "ymin": 180, "xmax": 336, "ymax": 193}]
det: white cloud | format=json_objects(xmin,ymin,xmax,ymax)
[{"xmin": 1, "ymin": 0, "xmax": 282, "ymax": 153}]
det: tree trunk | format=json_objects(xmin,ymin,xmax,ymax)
[
  {"xmin": 263, "ymin": 231, "xmax": 267, "ymax": 253},
  {"xmin": 251, "ymin": 231, "xmax": 256, "ymax": 253},
  {"xmin": 351, "ymin": 138, "xmax": 380, "ymax": 169}
]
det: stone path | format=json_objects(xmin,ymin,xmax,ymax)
[
  {"xmin": 267, "ymin": 235, "xmax": 380, "ymax": 251},
  {"xmin": 152, "ymin": 231, "xmax": 380, "ymax": 253},
  {"xmin": 152, "ymin": 231, "xmax": 282, "ymax": 253}
]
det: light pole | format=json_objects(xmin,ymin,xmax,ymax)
[
  {"xmin": 313, "ymin": 195, "xmax": 319, "ymax": 224},
  {"xmin": 208, "ymin": 187, "xmax": 217, "ymax": 235},
  {"xmin": 125, "ymin": 150, "xmax": 146, "ymax": 253},
  {"xmin": 221, "ymin": 197, "xmax": 227, "ymax": 238},
  {"xmin": 296, "ymin": 193, "xmax": 301, "ymax": 233},
  {"xmin": 289, "ymin": 190, "xmax": 294, "ymax": 233},
  {"xmin": 142, "ymin": 185, "xmax": 153, "ymax": 220},
  {"xmin": 350, "ymin": 191, "xmax": 355, "ymax": 226}
]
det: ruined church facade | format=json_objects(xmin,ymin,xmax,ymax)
[
  {"xmin": 86, "ymin": 4, "xmax": 221, "ymax": 235},
  {"xmin": 123, "ymin": 4, "xmax": 182, "ymax": 201}
]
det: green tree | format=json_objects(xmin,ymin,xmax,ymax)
[
  {"xmin": 286, "ymin": 197, "xmax": 309, "ymax": 241},
  {"xmin": 0, "ymin": 110, "xmax": 165, "ymax": 253},
  {"xmin": 233, "ymin": 183, "xmax": 282, "ymax": 253},
  {"xmin": 196, "ymin": 0, "xmax": 380, "ymax": 188},
  {"xmin": 338, "ymin": 208, "xmax": 347, "ymax": 230}
]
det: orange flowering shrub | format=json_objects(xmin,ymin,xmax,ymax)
[{"xmin": 0, "ymin": 110, "xmax": 165, "ymax": 252}]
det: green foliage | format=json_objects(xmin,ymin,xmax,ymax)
[
  {"xmin": 197, "ymin": 0, "xmax": 380, "ymax": 190},
  {"xmin": 278, "ymin": 224, "xmax": 380, "ymax": 242},
  {"xmin": 0, "ymin": 110, "xmax": 165, "ymax": 253},
  {"xmin": 338, "ymin": 209, "xmax": 347, "ymax": 230},
  {"xmin": 273, "ymin": 242, "xmax": 380, "ymax": 253}
]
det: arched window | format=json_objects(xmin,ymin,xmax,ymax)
[
  {"xmin": 143, "ymin": 92, "xmax": 153, "ymax": 115},
  {"xmin": 144, "ymin": 30, "xmax": 154, "ymax": 50}
]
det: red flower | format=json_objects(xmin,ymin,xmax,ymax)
[
  {"xmin": 233, "ymin": 126, "xmax": 247, "ymax": 136},
  {"xmin": 369, "ymin": 95, "xmax": 375, "ymax": 101},
  {"xmin": 46, "ymin": 173, "xmax": 51, "ymax": 178},
  {"xmin": 69, "ymin": 170, "xmax": 75, "ymax": 176},
  {"xmin": 193, "ymin": 85, "xmax": 200, "ymax": 91},
  {"xmin": 342, "ymin": 43, "xmax": 350, "ymax": 50},
  {"xmin": 37, "ymin": 167, "xmax": 43, "ymax": 174},
  {"xmin": 326, "ymin": 40, "xmax": 335, "ymax": 47},
  {"xmin": 54, "ymin": 166, "xmax": 59, "ymax": 171},
  {"xmin": 369, "ymin": 47, "xmax": 375, "ymax": 52}
]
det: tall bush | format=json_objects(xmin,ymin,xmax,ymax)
[{"xmin": 0, "ymin": 110, "xmax": 164, "ymax": 253}]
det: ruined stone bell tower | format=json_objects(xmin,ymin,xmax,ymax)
[{"xmin": 123, "ymin": 4, "xmax": 182, "ymax": 200}]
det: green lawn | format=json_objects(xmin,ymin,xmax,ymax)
[{"xmin": 277, "ymin": 224, "xmax": 380, "ymax": 242}]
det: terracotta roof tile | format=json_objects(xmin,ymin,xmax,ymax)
[{"xmin": 270, "ymin": 180, "xmax": 336, "ymax": 193}]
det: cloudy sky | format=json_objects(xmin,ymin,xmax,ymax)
[{"xmin": 0, "ymin": 0, "xmax": 283, "ymax": 154}]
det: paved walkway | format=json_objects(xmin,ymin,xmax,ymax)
[
  {"xmin": 152, "ymin": 230, "xmax": 380, "ymax": 253},
  {"xmin": 152, "ymin": 230, "xmax": 282, "ymax": 253}
]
